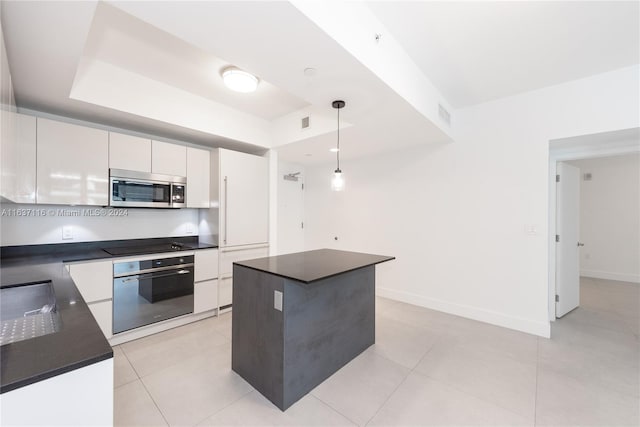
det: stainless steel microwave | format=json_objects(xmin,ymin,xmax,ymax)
[{"xmin": 109, "ymin": 169, "xmax": 186, "ymax": 208}]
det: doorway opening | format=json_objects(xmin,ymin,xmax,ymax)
[{"xmin": 548, "ymin": 128, "xmax": 639, "ymax": 322}]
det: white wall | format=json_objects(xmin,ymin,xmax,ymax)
[
  {"xmin": 0, "ymin": 204, "xmax": 199, "ymax": 246},
  {"xmin": 303, "ymin": 65, "xmax": 640, "ymax": 338},
  {"xmin": 277, "ymin": 161, "xmax": 305, "ymax": 255},
  {"xmin": 568, "ymin": 154, "xmax": 640, "ymax": 283}
]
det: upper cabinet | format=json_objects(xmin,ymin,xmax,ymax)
[
  {"xmin": 186, "ymin": 147, "xmax": 210, "ymax": 208},
  {"xmin": 1, "ymin": 112, "xmax": 36, "ymax": 203},
  {"xmin": 152, "ymin": 140, "xmax": 186, "ymax": 177},
  {"xmin": 219, "ymin": 148, "xmax": 269, "ymax": 247},
  {"xmin": 109, "ymin": 132, "xmax": 151, "ymax": 173},
  {"xmin": 37, "ymin": 118, "xmax": 109, "ymax": 206}
]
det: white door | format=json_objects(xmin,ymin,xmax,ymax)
[
  {"xmin": 277, "ymin": 168, "xmax": 304, "ymax": 254},
  {"xmin": 556, "ymin": 162, "xmax": 581, "ymax": 317}
]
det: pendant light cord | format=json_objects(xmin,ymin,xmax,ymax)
[{"xmin": 336, "ymin": 106, "xmax": 340, "ymax": 171}]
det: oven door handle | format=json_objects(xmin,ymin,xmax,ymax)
[{"xmin": 120, "ymin": 269, "xmax": 192, "ymax": 283}]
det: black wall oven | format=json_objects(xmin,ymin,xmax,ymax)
[{"xmin": 113, "ymin": 255, "xmax": 194, "ymax": 334}]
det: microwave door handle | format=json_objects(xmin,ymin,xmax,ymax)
[{"xmin": 121, "ymin": 269, "xmax": 191, "ymax": 283}]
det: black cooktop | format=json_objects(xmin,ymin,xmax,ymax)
[{"xmin": 103, "ymin": 243, "xmax": 190, "ymax": 256}]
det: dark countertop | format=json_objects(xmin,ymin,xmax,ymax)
[
  {"xmin": 0, "ymin": 236, "xmax": 218, "ymax": 394},
  {"xmin": 234, "ymin": 249, "xmax": 395, "ymax": 284},
  {"xmin": 0, "ymin": 260, "xmax": 113, "ymax": 394}
]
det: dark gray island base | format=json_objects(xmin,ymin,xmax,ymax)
[{"xmin": 231, "ymin": 249, "xmax": 394, "ymax": 410}]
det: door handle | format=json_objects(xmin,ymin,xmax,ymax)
[
  {"xmin": 224, "ymin": 176, "xmax": 228, "ymax": 245},
  {"xmin": 577, "ymin": 242, "xmax": 585, "ymax": 247}
]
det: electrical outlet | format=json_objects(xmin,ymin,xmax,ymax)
[
  {"xmin": 185, "ymin": 223, "xmax": 194, "ymax": 235},
  {"xmin": 274, "ymin": 290, "xmax": 283, "ymax": 311},
  {"xmin": 62, "ymin": 226, "xmax": 73, "ymax": 240}
]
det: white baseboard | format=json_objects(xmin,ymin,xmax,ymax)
[
  {"xmin": 581, "ymin": 270, "xmax": 640, "ymax": 284},
  {"xmin": 376, "ymin": 287, "xmax": 550, "ymax": 338}
]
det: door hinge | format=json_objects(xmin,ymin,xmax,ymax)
[
  {"xmin": 301, "ymin": 183, "xmax": 304, "ymax": 190},
  {"xmin": 555, "ymin": 234, "xmax": 560, "ymax": 242},
  {"xmin": 556, "ymin": 174, "xmax": 560, "ymax": 182},
  {"xmin": 301, "ymin": 222, "xmax": 304, "ymax": 229},
  {"xmin": 555, "ymin": 295, "xmax": 559, "ymax": 302}
]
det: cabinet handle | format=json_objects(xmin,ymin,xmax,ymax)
[
  {"xmin": 224, "ymin": 176, "xmax": 228, "ymax": 245},
  {"xmin": 220, "ymin": 244, "xmax": 269, "ymax": 253}
]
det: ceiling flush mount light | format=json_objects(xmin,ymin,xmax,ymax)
[
  {"xmin": 331, "ymin": 100, "xmax": 345, "ymax": 192},
  {"xmin": 221, "ymin": 66, "xmax": 259, "ymax": 93}
]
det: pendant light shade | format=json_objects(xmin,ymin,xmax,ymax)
[
  {"xmin": 331, "ymin": 100, "xmax": 345, "ymax": 191},
  {"xmin": 331, "ymin": 170, "xmax": 344, "ymax": 191}
]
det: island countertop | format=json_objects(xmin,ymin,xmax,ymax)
[{"xmin": 233, "ymin": 248, "xmax": 395, "ymax": 284}]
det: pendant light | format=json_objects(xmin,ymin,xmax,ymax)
[{"xmin": 331, "ymin": 100, "xmax": 345, "ymax": 191}]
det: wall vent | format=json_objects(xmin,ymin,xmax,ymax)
[
  {"xmin": 583, "ymin": 172, "xmax": 592, "ymax": 181},
  {"xmin": 301, "ymin": 116, "xmax": 310, "ymax": 129},
  {"xmin": 438, "ymin": 104, "xmax": 451, "ymax": 126}
]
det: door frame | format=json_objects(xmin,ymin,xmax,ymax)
[{"xmin": 547, "ymin": 131, "xmax": 639, "ymax": 321}]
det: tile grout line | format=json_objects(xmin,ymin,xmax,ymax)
[
  {"xmin": 363, "ymin": 334, "xmax": 441, "ymax": 426},
  {"xmin": 138, "ymin": 376, "xmax": 172, "ymax": 427},
  {"xmin": 192, "ymin": 388, "xmax": 255, "ymax": 426},
  {"xmin": 308, "ymin": 394, "xmax": 359, "ymax": 426},
  {"xmin": 413, "ymin": 371, "xmax": 534, "ymax": 423},
  {"xmin": 118, "ymin": 344, "xmax": 171, "ymax": 426}
]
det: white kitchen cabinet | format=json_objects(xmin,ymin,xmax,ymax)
[
  {"xmin": 219, "ymin": 148, "xmax": 269, "ymax": 247},
  {"xmin": 195, "ymin": 248, "xmax": 218, "ymax": 282},
  {"xmin": 109, "ymin": 132, "xmax": 151, "ymax": 172},
  {"xmin": 0, "ymin": 359, "xmax": 113, "ymax": 427},
  {"xmin": 187, "ymin": 146, "xmax": 210, "ymax": 208},
  {"xmin": 36, "ymin": 118, "xmax": 109, "ymax": 206},
  {"xmin": 219, "ymin": 244, "xmax": 269, "ymax": 276},
  {"xmin": 218, "ymin": 244, "xmax": 268, "ymax": 308},
  {"xmin": 68, "ymin": 260, "xmax": 113, "ymax": 339},
  {"xmin": 87, "ymin": 300, "xmax": 113, "ymax": 339},
  {"xmin": 194, "ymin": 279, "xmax": 218, "ymax": 314},
  {"xmin": 0, "ymin": 112, "xmax": 36, "ymax": 203},
  {"xmin": 152, "ymin": 140, "xmax": 186, "ymax": 177},
  {"xmin": 194, "ymin": 249, "xmax": 218, "ymax": 314},
  {"xmin": 68, "ymin": 260, "xmax": 113, "ymax": 303},
  {"xmin": 218, "ymin": 277, "xmax": 233, "ymax": 308}
]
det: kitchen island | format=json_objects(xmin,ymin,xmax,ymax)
[{"xmin": 231, "ymin": 249, "xmax": 394, "ymax": 410}]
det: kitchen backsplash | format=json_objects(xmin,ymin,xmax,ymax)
[{"xmin": 0, "ymin": 204, "xmax": 199, "ymax": 246}]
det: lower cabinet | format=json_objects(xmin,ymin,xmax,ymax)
[
  {"xmin": 0, "ymin": 359, "xmax": 113, "ymax": 426},
  {"xmin": 87, "ymin": 300, "xmax": 113, "ymax": 340},
  {"xmin": 219, "ymin": 244, "xmax": 269, "ymax": 308},
  {"xmin": 219, "ymin": 276, "xmax": 233, "ymax": 308},
  {"xmin": 67, "ymin": 260, "xmax": 113, "ymax": 340},
  {"xmin": 194, "ymin": 279, "xmax": 218, "ymax": 314}
]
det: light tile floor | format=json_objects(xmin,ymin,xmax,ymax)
[{"xmin": 114, "ymin": 277, "xmax": 639, "ymax": 426}]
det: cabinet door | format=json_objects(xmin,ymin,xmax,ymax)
[
  {"xmin": 1, "ymin": 112, "xmax": 36, "ymax": 203},
  {"xmin": 37, "ymin": 118, "xmax": 108, "ymax": 206},
  {"xmin": 88, "ymin": 300, "xmax": 113, "ymax": 339},
  {"xmin": 186, "ymin": 147, "xmax": 210, "ymax": 208},
  {"xmin": 68, "ymin": 260, "xmax": 113, "ymax": 303},
  {"xmin": 219, "ymin": 245, "xmax": 269, "ymax": 276},
  {"xmin": 195, "ymin": 249, "xmax": 218, "ymax": 282},
  {"xmin": 152, "ymin": 140, "xmax": 186, "ymax": 177},
  {"xmin": 219, "ymin": 149, "xmax": 269, "ymax": 247},
  {"xmin": 109, "ymin": 132, "xmax": 151, "ymax": 172},
  {"xmin": 219, "ymin": 277, "xmax": 233, "ymax": 308},
  {"xmin": 194, "ymin": 279, "xmax": 218, "ymax": 314}
]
